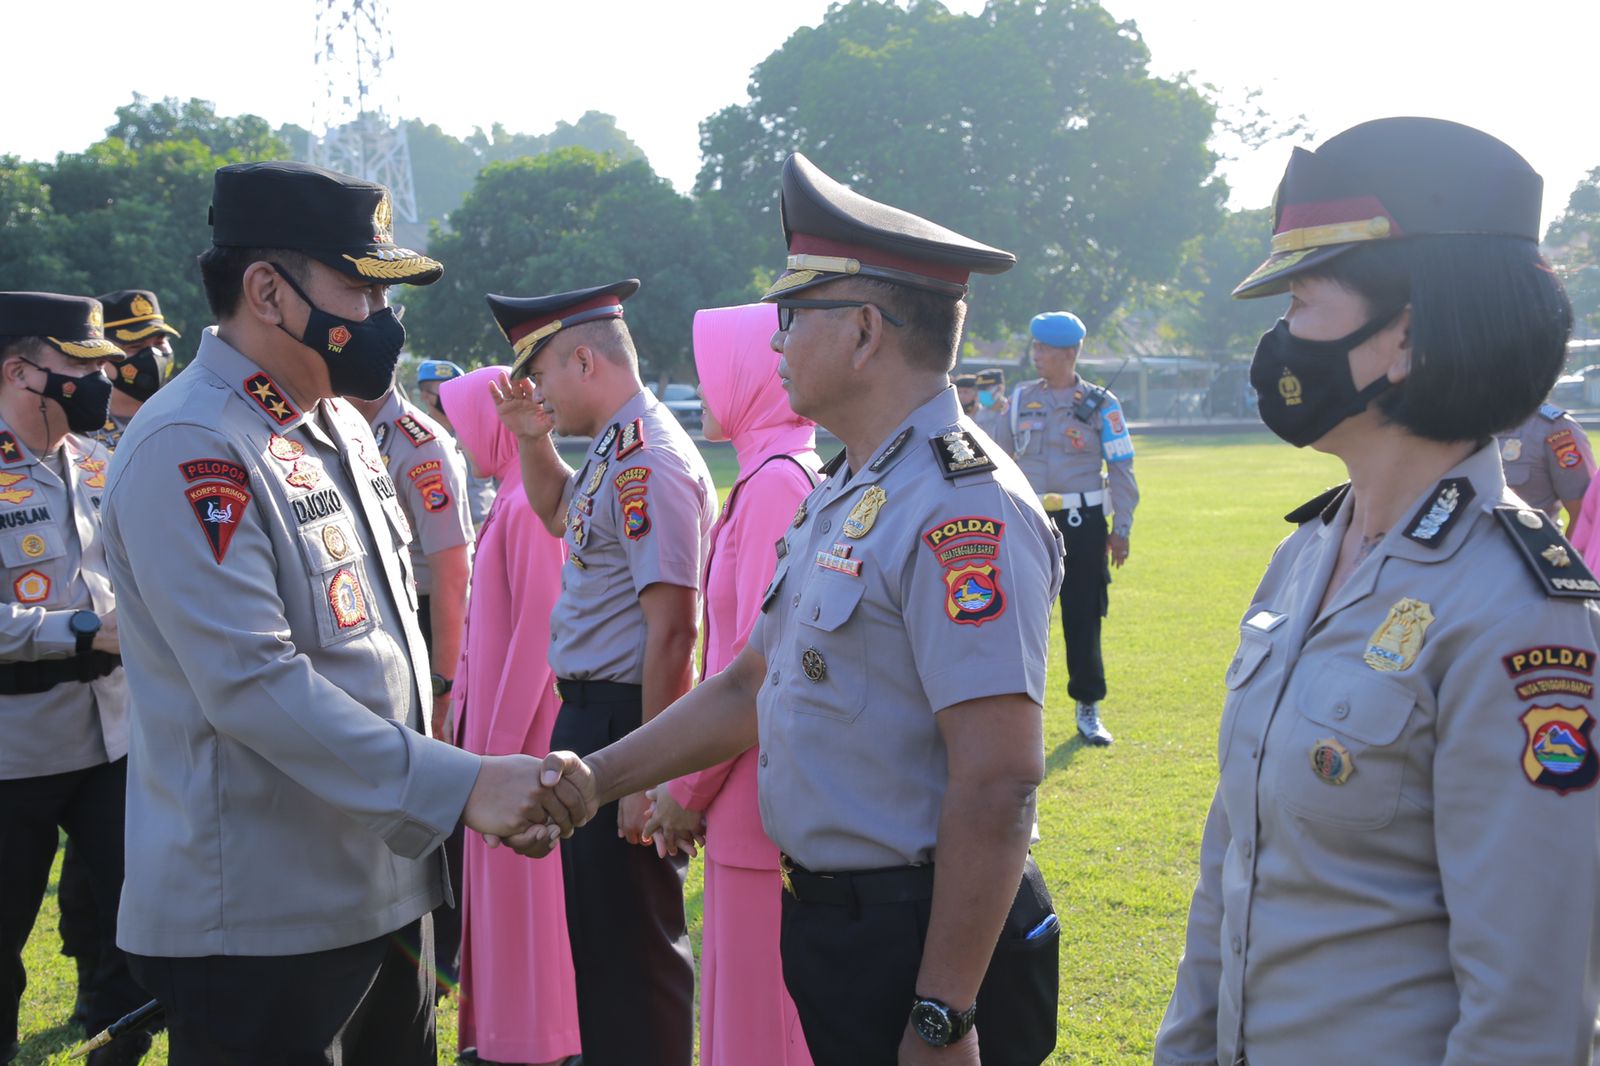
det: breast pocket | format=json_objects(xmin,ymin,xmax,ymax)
[
  {"xmin": 1218, "ymin": 628, "xmax": 1274, "ymax": 770},
  {"xmin": 296, "ymin": 519, "xmax": 380, "ymax": 646},
  {"xmin": 1017, "ymin": 417, "xmax": 1047, "ymax": 454},
  {"xmin": 1273, "ymin": 664, "xmax": 1418, "ymax": 830},
  {"xmin": 1502, "ymin": 455, "xmax": 1534, "ymax": 488},
  {"xmin": 0, "ymin": 526, "xmax": 67, "ymax": 605},
  {"xmin": 790, "ymin": 574, "xmax": 868, "ymax": 724}
]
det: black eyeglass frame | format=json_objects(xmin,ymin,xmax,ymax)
[{"xmin": 773, "ymin": 298, "xmax": 906, "ymax": 332}]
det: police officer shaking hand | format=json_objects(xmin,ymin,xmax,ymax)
[{"xmin": 503, "ymin": 154, "xmax": 1063, "ymax": 1066}]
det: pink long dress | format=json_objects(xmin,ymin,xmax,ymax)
[
  {"xmin": 668, "ymin": 305, "xmax": 820, "ymax": 1066},
  {"xmin": 439, "ymin": 366, "xmax": 581, "ymax": 1064}
]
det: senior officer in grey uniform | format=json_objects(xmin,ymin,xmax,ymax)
[
  {"xmin": 86, "ymin": 290, "xmax": 180, "ymax": 454},
  {"xmin": 1497, "ymin": 400, "xmax": 1595, "ymax": 529},
  {"xmin": 971, "ymin": 367, "xmax": 1008, "ymax": 439},
  {"xmin": 0, "ymin": 294, "xmax": 149, "ymax": 1066},
  {"xmin": 509, "ymin": 154, "xmax": 1066, "ymax": 1066},
  {"xmin": 993, "ymin": 312, "xmax": 1137, "ymax": 746},
  {"xmin": 1155, "ymin": 118, "xmax": 1600, "ymax": 1066},
  {"xmin": 488, "ymin": 279, "xmax": 713, "ymax": 1066},
  {"xmin": 100, "ymin": 161, "xmax": 568, "ymax": 1066}
]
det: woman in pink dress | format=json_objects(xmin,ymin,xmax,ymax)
[
  {"xmin": 648, "ymin": 303, "xmax": 820, "ymax": 1066},
  {"xmin": 440, "ymin": 365, "xmax": 580, "ymax": 1066}
]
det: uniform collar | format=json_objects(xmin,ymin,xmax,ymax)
[
  {"xmin": 604, "ymin": 388, "xmax": 654, "ymax": 428},
  {"xmin": 821, "ymin": 386, "xmax": 957, "ymax": 503},
  {"xmin": 371, "ymin": 388, "xmax": 405, "ymax": 429},
  {"xmin": 1314, "ymin": 442, "xmax": 1502, "ymax": 620},
  {"xmin": 194, "ymin": 328, "xmax": 314, "ymax": 433}
]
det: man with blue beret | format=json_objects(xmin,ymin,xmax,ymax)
[{"xmin": 992, "ymin": 311, "xmax": 1139, "ymax": 746}]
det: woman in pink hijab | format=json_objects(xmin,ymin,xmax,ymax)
[
  {"xmin": 649, "ymin": 303, "xmax": 820, "ymax": 1066},
  {"xmin": 439, "ymin": 365, "xmax": 580, "ymax": 1066}
]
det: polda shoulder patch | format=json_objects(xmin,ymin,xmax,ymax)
[{"xmin": 1495, "ymin": 505, "xmax": 1600, "ymax": 599}]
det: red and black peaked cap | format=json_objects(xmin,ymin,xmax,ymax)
[
  {"xmin": 1234, "ymin": 117, "xmax": 1544, "ymax": 299},
  {"xmin": 487, "ymin": 279, "xmax": 640, "ymax": 382},
  {"xmin": 763, "ymin": 153, "xmax": 1016, "ymax": 301}
]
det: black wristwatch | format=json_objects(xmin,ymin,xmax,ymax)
[
  {"xmin": 910, "ymin": 996, "xmax": 977, "ymax": 1047},
  {"xmin": 430, "ymin": 673, "xmax": 454, "ymax": 698},
  {"xmin": 68, "ymin": 610, "xmax": 101, "ymax": 657}
]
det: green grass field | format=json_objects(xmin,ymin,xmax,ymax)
[{"xmin": 15, "ymin": 434, "xmax": 1344, "ymax": 1065}]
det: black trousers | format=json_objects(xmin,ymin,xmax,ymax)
[
  {"xmin": 413, "ymin": 591, "xmax": 463, "ymax": 993},
  {"xmin": 1052, "ymin": 505, "xmax": 1110, "ymax": 704},
  {"xmin": 780, "ymin": 856, "xmax": 1059, "ymax": 1066},
  {"xmin": 551, "ymin": 681, "xmax": 693, "ymax": 1066},
  {"xmin": 0, "ymin": 758, "xmax": 146, "ymax": 1045},
  {"xmin": 127, "ymin": 917, "xmax": 435, "ymax": 1066},
  {"xmin": 58, "ymin": 838, "xmax": 99, "ymax": 976}
]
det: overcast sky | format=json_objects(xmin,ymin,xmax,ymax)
[{"xmin": 6, "ymin": 0, "xmax": 1596, "ymax": 230}]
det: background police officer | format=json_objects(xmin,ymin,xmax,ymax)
[
  {"xmin": 415, "ymin": 359, "xmax": 496, "ymax": 533},
  {"xmin": 489, "ymin": 280, "xmax": 713, "ymax": 1066},
  {"xmin": 100, "ymin": 161, "xmax": 564, "ymax": 1065},
  {"xmin": 88, "ymin": 289, "xmax": 180, "ymax": 454},
  {"xmin": 993, "ymin": 313, "xmax": 1139, "ymax": 746},
  {"xmin": 1496, "ymin": 399, "xmax": 1594, "ymax": 528},
  {"xmin": 0, "ymin": 293, "xmax": 148, "ymax": 1065},
  {"xmin": 507, "ymin": 154, "xmax": 1065, "ymax": 1066}
]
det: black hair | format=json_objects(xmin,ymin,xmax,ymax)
[
  {"xmin": 1307, "ymin": 235, "xmax": 1573, "ymax": 441},
  {"xmin": 197, "ymin": 246, "xmax": 309, "ymax": 318},
  {"xmin": 855, "ymin": 279, "xmax": 967, "ymax": 373}
]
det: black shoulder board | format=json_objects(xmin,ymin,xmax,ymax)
[
  {"xmin": 820, "ymin": 448, "xmax": 847, "ymax": 478},
  {"xmin": 1494, "ymin": 505, "xmax": 1600, "ymax": 599},
  {"xmin": 593, "ymin": 423, "xmax": 620, "ymax": 457},
  {"xmin": 869, "ymin": 427, "xmax": 915, "ymax": 473},
  {"xmin": 1284, "ymin": 483, "xmax": 1350, "ymax": 525},
  {"xmin": 0, "ymin": 431, "xmax": 22, "ymax": 465},
  {"xmin": 616, "ymin": 418, "xmax": 646, "ymax": 459},
  {"xmin": 1402, "ymin": 477, "xmax": 1475, "ymax": 547},
  {"xmin": 395, "ymin": 414, "xmax": 435, "ymax": 446},
  {"xmin": 930, "ymin": 428, "xmax": 997, "ymax": 480}
]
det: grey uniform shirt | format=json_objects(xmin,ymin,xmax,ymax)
[
  {"xmin": 551, "ymin": 389, "xmax": 715, "ymax": 683},
  {"xmin": 369, "ymin": 390, "xmax": 474, "ymax": 597},
  {"xmin": 751, "ymin": 388, "xmax": 1063, "ymax": 871},
  {"xmin": 102, "ymin": 329, "xmax": 481, "ymax": 958},
  {"xmin": 993, "ymin": 376, "xmax": 1139, "ymax": 537},
  {"xmin": 971, "ymin": 402, "xmax": 1006, "ymax": 441},
  {"xmin": 1497, "ymin": 402, "xmax": 1595, "ymax": 517},
  {"xmin": 1155, "ymin": 444, "xmax": 1600, "ymax": 1066},
  {"xmin": 0, "ymin": 423, "xmax": 126, "ymax": 778}
]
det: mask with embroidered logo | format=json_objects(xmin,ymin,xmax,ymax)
[
  {"xmin": 112, "ymin": 346, "xmax": 173, "ymax": 403},
  {"xmin": 1249, "ymin": 311, "xmax": 1402, "ymax": 448},
  {"xmin": 272, "ymin": 263, "xmax": 405, "ymax": 401},
  {"xmin": 24, "ymin": 361, "xmax": 114, "ymax": 435}
]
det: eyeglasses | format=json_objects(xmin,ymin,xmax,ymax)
[{"xmin": 773, "ymin": 299, "xmax": 906, "ymax": 333}]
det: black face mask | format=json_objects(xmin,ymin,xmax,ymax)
[
  {"xmin": 24, "ymin": 361, "xmax": 115, "ymax": 435},
  {"xmin": 1249, "ymin": 312, "xmax": 1400, "ymax": 448},
  {"xmin": 272, "ymin": 264, "xmax": 405, "ymax": 402},
  {"xmin": 112, "ymin": 347, "xmax": 172, "ymax": 403}
]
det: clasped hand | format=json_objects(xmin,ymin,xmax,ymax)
[{"xmin": 461, "ymin": 752, "xmax": 597, "ymax": 859}]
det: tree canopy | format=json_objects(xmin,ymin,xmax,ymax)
[
  {"xmin": 696, "ymin": 0, "xmax": 1224, "ymax": 338},
  {"xmin": 1547, "ymin": 166, "xmax": 1600, "ymax": 339}
]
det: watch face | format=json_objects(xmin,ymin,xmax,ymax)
[{"xmin": 912, "ymin": 1002, "xmax": 952, "ymax": 1045}]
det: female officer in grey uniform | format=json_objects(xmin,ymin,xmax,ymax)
[{"xmin": 1155, "ymin": 118, "xmax": 1600, "ymax": 1066}]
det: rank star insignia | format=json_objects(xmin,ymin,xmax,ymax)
[
  {"xmin": 1544, "ymin": 544, "xmax": 1573, "ymax": 568},
  {"xmin": 843, "ymin": 487, "xmax": 887, "ymax": 540},
  {"xmin": 245, "ymin": 373, "xmax": 296, "ymax": 425},
  {"xmin": 1520, "ymin": 704, "xmax": 1600, "ymax": 793},
  {"xmin": 0, "ymin": 433, "xmax": 19, "ymax": 462},
  {"xmin": 1309, "ymin": 737, "xmax": 1355, "ymax": 784},
  {"xmin": 802, "ymin": 647, "xmax": 827, "ymax": 681},
  {"xmin": 1364, "ymin": 598, "xmax": 1435, "ymax": 672}
]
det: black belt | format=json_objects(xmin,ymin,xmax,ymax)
[
  {"xmin": 781, "ymin": 857, "xmax": 935, "ymax": 907},
  {"xmin": 0, "ymin": 652, "xmax": 121, "ymax": 695},
  {"xmin": 555, "ymin": 678, "xmax": 643, "ymax": 706}
]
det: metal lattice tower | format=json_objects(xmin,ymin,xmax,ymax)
[{"xmin": 309, "ymin": 0, "xmax": 418, "ymax": 224}]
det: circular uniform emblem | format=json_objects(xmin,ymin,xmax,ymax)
[
  {"xmin": 268, "ymin": 435, "xmax": 305, "ymax": 462},
  {"xmin": 952, "ymin": 569, "xmax": 998, "ymax": 613},
  {"xmin": 322, "ymin": 524, "xmax": 349, "ymax": 560},
  {"xmin": 328, "ymin": 567, "xmax": 368, "ymax": 629},
  {"xmin": 20, "ymin": 534, "xmax": 45, "ymax": 558},
  {"xmin": 1309, "ymin": 737, "xmax": 1355, "ymax": 785},
  {"xmin": 801, "ymin": 647, "xmax": 826, "ymax": 682},
  {"xmin": 1531, "ymin": 718, "xmax": 1590, "ymax": 776},
  {"xmin": 1517, "ymin": 509, "xmax": 1544, "ymax": 529}
]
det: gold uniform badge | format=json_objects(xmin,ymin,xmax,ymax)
[{"xmin": 1363, "ymin": 598, "xmax": 1434, "ymax": 672}]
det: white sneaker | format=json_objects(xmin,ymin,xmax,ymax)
[{"xmin": 1076, "ymin": 702, "xmax": 1113, "ymax": 746}]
